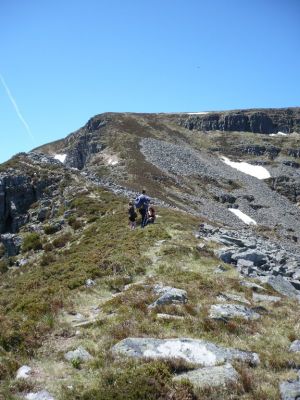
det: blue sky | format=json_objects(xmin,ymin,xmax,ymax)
[{"xmin": 1, "ymin": 0, "xmax": 299, "ymax": 163}]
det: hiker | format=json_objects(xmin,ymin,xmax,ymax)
[
  {"xmin": 147, "ymin": 206, "xmax": 156, "ymax": 224},
  {"xmin": 128, "ymin": 201, "xmax": 137, "ymax": 230},
  {"xmin": 135, "ymin": 189, "xmax": 150, "ymax": 228}
]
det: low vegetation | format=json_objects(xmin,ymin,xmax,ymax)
[{"xmin": 0, "ymin": 184, "xmax": 299, "ymax": 399}]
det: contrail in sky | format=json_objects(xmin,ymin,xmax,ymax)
[{"xmin": 0, "ymin": 72, "xmax": 35, "ymax": 144}]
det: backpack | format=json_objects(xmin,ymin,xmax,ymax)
[{"xmin": 135, "ymin": 195, "xmax": 150, "ymax": 210}]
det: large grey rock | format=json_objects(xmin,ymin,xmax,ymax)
[
  {"xmin": 149, "ymin": 285, "xmax": 187, "ymax": 309},
  {"xmin": 280, "ymin": 379, "xmax": 300, "ymax": 400},
  {"xmin": 0, "ymin": 233, "xmax": 22, "ymax": 256},
  {"xmin": 64, "ymin": 346, "xmax": 93, "ymax": 362},
  {"xmin": 289, "ymin": 340, "xmax": 300, "ymax": 353},
  {"xmin": 259, "ymin": 276, "xmax": 300, "ymax": 301},
  {"xmin": 112, "ymin": 337, "xmax": 260, "ymax": 366},
  {"xmin": 25, "ymin": 391, "xmax": 54, "ymax": 400},
  {"xmin": 173, "ymin": 363, "xmax": 239, "ymax": 389},
  {"xmin": 252, "ymin": 293, "xmax": 281, "ymax": 303},
  {"xmin": 209, "ymin": 303, "xmax": 260, "ymax": 320},
  {"xmin": 231, "ymin": 249, "xmax": 267, "ymax": 267}
]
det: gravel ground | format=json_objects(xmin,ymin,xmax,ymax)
[{"xmin": 140, "ymin": 138, "xmax": 300, "ymax": 246}]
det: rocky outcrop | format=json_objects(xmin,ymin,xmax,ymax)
[
  {"xmin": 179, "ymin": 108, "xmax": 300, "ymax": 134},
  {"xmin": 209, "ymin": 304, "xmax": 260, "ymax": 321},
  {"xmin": 113, "ymin": 337, "xmax": 260, "ymax": 366},
  {"xmin": 268, "ymin": 176, "xmax": 300, "ymax": 203},
  {"xmin": 63, "ymin": 117, "xmax": 108, "ymax": 170},
  {"xmin": 173, "ymin": 363, "xmax": 239, "ymax": 390},
  {"xmin": 0, "ymin": 233, "xmax": 22, "ymax": 256},
  {"xmin": 198, "ymin": 224, "xmax": 300, "ymax": 284}
]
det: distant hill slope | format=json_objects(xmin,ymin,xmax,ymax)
[{"xmin": 1, "ymin": 108, "xmax": 300, "ymax": 400}]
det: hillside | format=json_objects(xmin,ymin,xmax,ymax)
[{"xmin": 0, "ymin": 108, "xmax": 300, "ymax": 400}]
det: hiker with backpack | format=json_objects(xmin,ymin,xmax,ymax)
[
  {"xmin": 135, "ymin": 189, "xmax": 150, "ymax": 228},
  {"xmin": 128, "ymin": 201, "xmax": 137, "ymax": 230}
]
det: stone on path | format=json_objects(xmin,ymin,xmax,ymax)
[
  {"xmin": 173, "ymin": 363, "xmax": 239, "ymax": 389},
  {"xmin": 16, "ymin": 365, "xmax": 32, "ymax": 379},
  {"xmin": 209, "ymin": 303, "xmax": 260, "ymax": 320},
  {"xmin": 280, "ymin": 379, "xmax": 300, "ymax": 400},
  {"xmin": 25, "ymin": 391, "xmax": 54, "ymax": 400},
  {"xmin": 64, "ymin": 346, "xmax": 93, "ymax": 362},
  {"xmin": 112, "ymin": 337, "xmax": 260, "ymax": 366},
  {"xmin": 289, "ymin": 340, "xmax": 300, "ymax": 353},
  {"xmin": 252, "ymin": 293, "xmax": 281, "ymax": 303}
]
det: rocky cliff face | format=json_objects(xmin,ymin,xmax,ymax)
[{"xmin": 179, "ymin": 108, "xmax": 300, "ymax": 134}]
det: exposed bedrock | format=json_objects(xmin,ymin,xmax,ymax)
[{"xmin": 179, "ymin": 108, "xmax": 300, "ymax": 134}]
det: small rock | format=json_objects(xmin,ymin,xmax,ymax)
[
  {"xmin": 280, "ymin": 379, "xmax": 300, "ymax": 400},
  {"xmin": 85, "ymin": 279, "xmax": 96, "ymax": 288},
  {"xmin": 173, "ymin": 363, "xmax": 239, "ymax": 389},
  {"xmin": 156, "ymin": 313, "xmax": 185, "ymax": 321},
  {"xmin": 289, "ymin": 340, "xmax": 300, "ymax": 353},
  {"xmin": 16, "ymin": 365, "xmax": 32, "ymax": 379},
  {"xmin": 214, "ymin": 265, "xmax": 227, "ymax": 273},
  {"xmin": 64, "ymin": 346, "xmax": 93, "ymax": 362},
  {"xmin": 217, "ymin": 292, "xmax": 250, "ymax": 305},
  {"xmin": 149, "ymin": 286, "xmax": 188, "ymax": 309},
  {"xmin": 252, "ymin": 293, "xmax": 281, "ymax": 303},
  {"xmin": 25, "ymin": 390, "xmax": 55, "ymax": 400},
  {"xmin": 209, "ymin": 303, "xmax": 260, "ymax": 320},
  {"xmin": 240, "ymin": 280, "xmax": 265, "ymax": 292}
]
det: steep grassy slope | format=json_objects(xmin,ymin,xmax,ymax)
[{"xmin": 1, "ymin": 182, "xmax": 300, "ymax": 399}]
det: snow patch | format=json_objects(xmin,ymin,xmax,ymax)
[
  {"xmin": 221, "ymin": 156, "xmax": 271, "ymax": 179},
  {"xmin": 54, "ymin": 154, "xmax": 67, "ymax": 163},
  {"xmin": 143, "ymin": 341, "xmax": 217, "ymax": 366},
  {"xmin": 229, "ymin": 209, "xmax": 257, "ymax": 225},
  {"xmin": 186, "ymin": 112, "xmax": 210, "ymax": 115},
  {"xmin": 270, "ymin": 132, "xmax": 288, "ymax": 137}
]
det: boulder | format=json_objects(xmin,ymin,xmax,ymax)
[
  {"xmin": 217, "ymin": 292, "xmax": 251, "ymax": 305},
  {"xmin": 16, "ymin": 365, "xmax": 32, "ymax": 379},
  {"xmin": 209, "ymin": 303, "xmax": 260, "ymax": 321},
  {"xmin": 280, "ymin": 379, "xmax": 300, "ymax": 400},
  {"xmin": 0, "ymin": 233, "xmax": 22, "ymax": 256},
  {"xmin": 258, "ymin": 276, "xmax": 300, "ymax": 301},
  {"xmin": 289, "ymin": 340, "xmax": 300, "ymax": 353},
  {"xmin": 149, "ymin": 285, "xmax": 187, "ymax": 309},
  {"xmin": 252, "ymin": 293, "xmax": 281, "ymax": 303},
  {"xmin": 240, "ymin": 280, "xmax": 266, "ymax": 292},
  {"xmin": 173, "ymin": 363, "xmax": 239, "ymax": 389},
  {"xmin": 24, "ymin": 391, "xmax": 54, "ymax": 400},
  {"xmin": 64, "ymin": 346, "xmax": 93, "ymax": 362},
  {"xmin": 231, "ymin": 249, "xmax": 267, "ymax": 267},
  {"xmin": 112, "ymin": 337, "xmax": 260, "ymax": 366}
]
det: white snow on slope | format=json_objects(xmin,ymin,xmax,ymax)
[
  {"xmin": 220, "ymin": 156, "xmax": 271, "ymax": 179},
  {"xmin": 187, "ymin": 112, "xmax": 210, "ymax": 115},
  {"xmin": 54, "ymin": 154, "xmax": 67, "ymax": 163},
  {"xmin": 229, "ymin": 209, "xmax": 257, "ymax": 225},
  {"xmin": 270, "ymin": 132, "xmax": 288, "ymax": 137}
]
